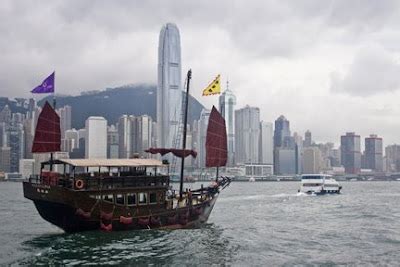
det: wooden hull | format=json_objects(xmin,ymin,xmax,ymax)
[{"xmin": 23, "ymin": 181, "xmax": 219, "ymax": 233}]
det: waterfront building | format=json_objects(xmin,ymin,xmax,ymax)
[
  {"xmin": 235, "ymin": 106, "xmax": 260, "ymax": 165},
  {"xmin": 303, "ymin": 147, "xmax": 322, "ymax": 174},
  {"xmin": 273, "ymin": 115, "xmax": 296, "ymax": 174},
  {"xmin": 259, "ymin": 121, "xmax": 273, "ymax": 166},
  {"xmin": 0, "ymin": 146, "xmax": 11, "ymax": 172},
  {"xmin": 7, "ymin": 123, "xmax": 24, "ymax": 172},
  {"xmin": 157, "ymin": 23, "xmax": 182, "ymax": 151},
  {"xmin": 365, "ymin": 134, "xmax": 383, "ymax": 172},
  {"xmin": 219, "ymin": 83, "xmax": 236, "ymax": 166},
  {"xmin": 293, "ymin": 132, "xmax": 303, "ymax": 174},
  {"xmin": 340, "ymin": 132, "xmax": 361, "ymax": 174},
  {"xmin": 385, "ymin": 144, "xmax": 400, "ymax": 173},
  {"xmin": 85, "ymin": 117, "xmax": 107, "ymax": 159},
  {"xmin": 274, "ymin": 147, "xmax": 296, "ymax": 175}
]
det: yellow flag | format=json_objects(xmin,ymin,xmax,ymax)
[{"xmin": 202, "ymin": 75, "xmax": 221, "ymax": 96}]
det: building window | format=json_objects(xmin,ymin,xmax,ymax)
[
  {"xmin": 115, "ymin": 194, "xmax": 124, "ymax": 205},
  {"xmin": 127, "ymin": 193, "xmax": 136, "ymax": 206},
  {"xmin": 103, "ymin": 194, "xmax": 113, "ymax": 203},
  {"xmin": 138, "ymin": 192, "xmax": 147, "ymax": 205},
  {"xmin": 149, "ymin": 192, "xmax": 157, "ymax": 204}
]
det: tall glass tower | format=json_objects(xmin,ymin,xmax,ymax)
[
  {"xmin": 157, "ymin": 23, "xmax": 182, "ymax": 150},
  {"xmin": 219, "ymin": 82, "xmax": 236, "ymax": 166}
]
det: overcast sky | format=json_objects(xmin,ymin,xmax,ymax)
[{"xmin": 1, "ymin": 0, "xmax": 400, "ymax": 146}]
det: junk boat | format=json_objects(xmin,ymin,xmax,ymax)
[
  {"xmin": 23, "ymin": 70, "xmax": 231, "ymax": 232},
  {"xmin": 298, "ymin": 174, "xmax": 342, "ymax": 195}
]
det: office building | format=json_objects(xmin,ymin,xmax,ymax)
[
  {"xmin": 107, "ymin": 125, "xmax": 119, "ymax": 159},
  {"xmin": 340, "ymin": 132, "xmax": 361, "ymax": 174},
  {"xmin": 85, "ymin": 117, "xmax": 107, "ymax": 159},
  {"xmin": 157, "ymin": 23, "xmax": 182, "ymax": 151},
  {"xmin": 259, "ymin": 121, "xmax": 273, "ymax": 165},
  {"xmin": 303, "ymin": 147, "xmax": 322, "ymax": 174},
  {"xmin": 219, "ymin": 83, "xmax": 236, "ymax": 166},
  {"xmin": 365, "ymin": 134, "xmax": 383, "ymax": 172},
  {"xmin": 385, "ymin": 144, "xmax": 400, "ymax": 173},
  {"xmin": 235, "ymin": 106, "xmax": 260, "ymax": 164}
]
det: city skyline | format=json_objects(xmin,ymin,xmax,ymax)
[{"xmin": 1, "ymin": 1, "xmax": 400, "ymax": 145}]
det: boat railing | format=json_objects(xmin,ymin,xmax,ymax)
[{"xmin": 29, "ymin": 174, "xmax": 170, "ymax": 190}]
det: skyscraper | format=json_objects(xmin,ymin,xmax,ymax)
[
  {"xmin": 340, "ymin": 132, "xmax": 361, "ymax": 174},
  {"xmin": 385, "ymin": 144, "xmax": 400, "ymax": 172},
  {"xmin": 304, "ymin": 130, "xmax": 312, "ymax": 147},
  {"xmin": 157, "ymin": 23, "xmax": 182, "ymax": 151},
  {"xmin": 107, "ymin": 125, "xmax": 119, "ymax": 159},
  {"xmin": 303, "ymin": 147, "xmax": 322, "ymax": 174},
  {"xmin": 85, "ymin": 117, "xmax": 107, "ymax": 159},
  {"xmin": 57, "ymin": 105, "xmax": 72, "ymax": 138},
  {"xmin": 235, "ymin": 105, "xmax": 260, "ymax": 164},
  {"xmin": 273, "ymin": 115, "xmax": 296, "ymax": 175},
  {"xmin": 219, "ymin": 82, "xmax": 236, "ymax": 166},
  {"xmin": 118, "ymin": 115, "xmax": 135, "ymax": 158},
  {"xmin": 136, "ymin": 115, "xmax": 153, "ymax": 158},
  {"xmin": 196, "ymin": 109, "xmax": 211, "ymax": 168},
  {"xmin": 6, "ymin": 122, "xmax": 24, "ymax": 172},
  {"xmin": 365, "ymin": 134, "xmax": 383, "ymax": 172},
  {"xmin": 274, "ymin": 115, "xmax": 290, "ymax": 148},
  {"xmin": 259, "ymin": 121, "xmax": 273, "ymax": 165}
]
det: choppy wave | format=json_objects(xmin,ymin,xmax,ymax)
[{"xmin": 1, "ymin": 181, "xmax": 400, "ymax": 265}]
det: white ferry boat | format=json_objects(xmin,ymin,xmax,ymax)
[{"xmin": 299, "ymin": 174, "xmax": 342, "ymax": 195}]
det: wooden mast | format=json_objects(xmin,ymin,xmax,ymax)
[{"xmin": 179, "ymin": 69, "xmax": 192, "ymax": 200}]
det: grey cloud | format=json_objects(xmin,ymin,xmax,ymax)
[{"xmin": 330, "ymin": 45, "xmax": 400, "ymax": 97}]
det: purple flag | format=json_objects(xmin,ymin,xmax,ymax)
[{"xmin": 31, "ymin": 72, "xmax": 55, "ymax": 94}]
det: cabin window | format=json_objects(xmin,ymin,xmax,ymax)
[
  {"xmin": 103, "ymin": 194, "xmax": 114, "ymax": 203},
  {"xmin": 138, "ymin": 192, "xmax": 147, "ymax": 205},
  {"xmin": 127, "ymin": 193, "xmax": 136, "ymax": 206},
  {"xmin": 115, "ymin": 194, "xmax": 124, "ymax": 205},
  {"xmin": 149, "ymin": 192, "xmax": 157, "ymax": 204}
]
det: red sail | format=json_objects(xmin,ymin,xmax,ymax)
[
  {"xmin": 145, "ymin": 148, "xmax": 197, "ymax": 158},
  {"xmin": 32, "ymin": 101, "xmax": 61, "ymax": 153},
  {"xmin": 206, "ymin": 106, "xmax": 227, "ymax": 167}
]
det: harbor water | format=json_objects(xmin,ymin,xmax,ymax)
[{"xmin": 1, "ymin": 181, "xmax": 400, "ymax": 266}]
